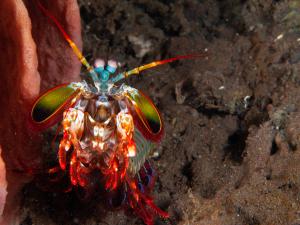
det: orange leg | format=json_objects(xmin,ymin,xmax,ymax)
[
  {"xmin": 70, "ymin": 150, "xmax": 78, "ymax": 186},
  {"xmin": 77, "ymin": 163, "xmax": 90, "ymax": 187},
  {"xmin": 58, "ymin": 137, "xmax": 71, "ymax": 170}
]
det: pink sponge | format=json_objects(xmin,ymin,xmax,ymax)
[{"xmin": 0, "ymin": 0, "xmax": 82, "ymax": 224}]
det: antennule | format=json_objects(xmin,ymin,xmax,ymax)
[
  {"xmin": 36, "ymin": 0, "xmax": 99, "ymax": 83},
  {"xmin": 111, "ymin": 53, "xmax": 208, "ymax": 83}
]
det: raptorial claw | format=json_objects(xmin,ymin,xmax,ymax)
[{"xmin": 58, "ymin": 139, "xmax": 71, "ymax": 170}]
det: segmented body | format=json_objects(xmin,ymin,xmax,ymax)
[
  {"xmin": 58, "ymin": 83, "xmax": 155, "ymax": 190},
  {"xmin": 31, "ymin": 80, "xmax": 167, "ymax": 225},
  {"xmin": 31, "ymin": 1, "xmax": 206, "ymax": 224}
]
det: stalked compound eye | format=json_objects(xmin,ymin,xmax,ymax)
[
  {"xmin": 106, "ymin": 60, "xmax": 117, "ymax": 74},
  {"xmin": 94, "ymin": 58, "xmax": 105, "ymax": 73}
]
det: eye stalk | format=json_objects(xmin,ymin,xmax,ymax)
[
  {"xmin": 106, "ymin": 60, "xmax": 117, "ymax": 73},
  {"xmin": 94, "ymin": 58, "xmax": 118, "ymax": 82},
  {"xmin": 94, "ymin": 59, "xmax": 105, "ymax": 70}
]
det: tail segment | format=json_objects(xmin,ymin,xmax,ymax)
[{"xmin": 108, "ymin": 161, "xmax": 169, "ymax": 225}]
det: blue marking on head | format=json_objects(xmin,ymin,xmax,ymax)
[
  {"xmin": 94, "ymin": 59, "xmax": 118, "ymax": 88},
  {"xmin": 106, "ymin": 65, "xmax": 116, "ymax": 74},
  {"xmin": 101, "ymin": 70, "xmax": 110, "ymax": 81},
  {"xmin": 94, "ymin": 66, "xmax": 104, "ymax": 74},
  {"xmin": 94, "ymin": 66, "xmax": 111, "ymax": 82}
]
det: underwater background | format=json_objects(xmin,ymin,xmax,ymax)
[{"xmin": 0, "ymin": 0, "xmax": 300, "ymax": 225}]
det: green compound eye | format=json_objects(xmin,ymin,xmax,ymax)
[
  {"xmin": 31, "ymin": 84, "xmax": 79, "ymax": 124},
  {"xmin": 126, "ymin": 89, "xmax": 163, "ymax": 141}
]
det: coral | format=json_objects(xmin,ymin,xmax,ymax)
[{"xmin": 0, "ymin": 0, "xmax": 81, "ymax": 224}]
